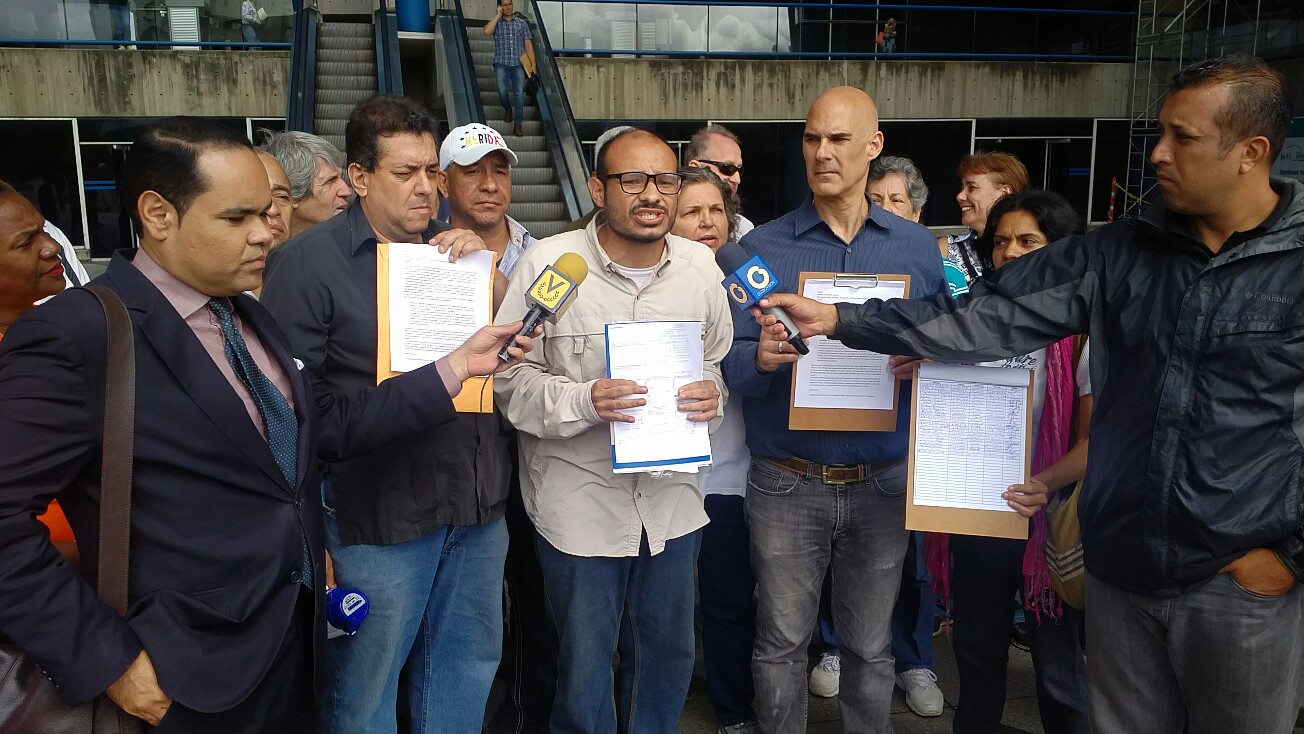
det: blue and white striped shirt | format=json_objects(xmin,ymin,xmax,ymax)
[{"xmin": 722, "ymin": 197, "xmax": 948, "ymax": 465}]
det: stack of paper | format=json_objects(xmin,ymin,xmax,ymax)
[{"xmin": 605, "ymin": 321, "xmax": 713, "ymax": 474}]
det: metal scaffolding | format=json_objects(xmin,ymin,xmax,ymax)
[{"xmin": 1123, "ymin": 0, "xmax": 1264, "ymax": 219}]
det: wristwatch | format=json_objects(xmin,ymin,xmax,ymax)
[{"xmin": 1271, "ymin": 529, "xmax": 1304, "ymax": 582}]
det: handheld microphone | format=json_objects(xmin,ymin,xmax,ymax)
[
  {"xmin": 497, "ymin": 252, "xmax": 590, "ymax": 362},
  {"xmin": 325, "ymin": 586, "xmax": 370, "ymax": 638},
  {"xmin": 714, "ymin": 242, "xmax": 810, "ymax": 355}
]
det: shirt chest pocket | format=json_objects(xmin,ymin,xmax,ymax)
[
  {"xmin": 1204, "ymin": 297, "xmax": 1304, "ymax": 339},
  {"xmin": 545, "ymin": 328, "xmax": 609, "ymax": 383}
]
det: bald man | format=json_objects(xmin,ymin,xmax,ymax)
[
  {"xmin": 722, "ymin": 87, "xmax": 947, "ymax": 734},
  {"xmin": 494, "ymin": 128, "xmax": 733, "ymax": 734},
  {"xmin": 256, "ymin": 150, "xmax": 294, "ymax": 249}
]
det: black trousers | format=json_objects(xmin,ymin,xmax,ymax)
[
  {"xmin": 153, "ymin": 588, "xmax": 319, "ymax": 734},
  {"xmin": 950, "ymin": 534, "xmax": 1088, "ymax": 734}
]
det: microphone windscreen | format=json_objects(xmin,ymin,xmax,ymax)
[
  {"xmin": 553, "ymin": 253, "xmax": 590, "ymax": 284},
  {"xmin": 714, "ymin": 242, "xmax": 750, "ymax": 273}
]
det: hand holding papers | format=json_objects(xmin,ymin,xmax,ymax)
[
  {"xmin": 604, "ymin": 321, "xmax": 714, "ymax": 474},
  {"xmin": 906, "ymin": 363, "xmax": 1033, "ymax": 540},
  {"xmin": 789, "ymin": 273, "xmax": 910, "ymax": 431},
  {"xmin": 376, "ymin": 243, "xmax": 496, "ymax": 412}
]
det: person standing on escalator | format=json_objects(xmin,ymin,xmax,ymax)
[{"xmin": 484, "ymin": 0, "xmax": 533, "ymax": 138}]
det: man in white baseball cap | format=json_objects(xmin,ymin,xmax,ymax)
[{"xmin": 438, "ymin": 123, "xmax": 536, "ymax": 280}]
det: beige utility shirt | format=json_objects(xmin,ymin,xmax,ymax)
[{"xmin": 494, "ymin": 216, "xmax": 733, "ymax": 557}]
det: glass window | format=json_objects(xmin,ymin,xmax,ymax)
[{"xmin": 0, "ymin": 120, "xmax": 82, "ymax": 247}]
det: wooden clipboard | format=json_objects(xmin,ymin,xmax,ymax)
[
  {"xmin": 788, "ymin": 272, "xmax": 910, "ymax": 432},
  {"xmin": 376, "ymin": 244, "xmax": 495, "ymax": 413},
  {"xmin": 904, "ymin": 363, "xmax": 1033, "ymax": 540}
]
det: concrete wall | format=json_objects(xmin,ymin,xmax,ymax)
[
  {"xmin": 0, "ymin": 48, "xmax": 290, "ymax": 118},
  {"xmin": 557, "ymin": 58, "xmax": 1132, "ymax": 121}
]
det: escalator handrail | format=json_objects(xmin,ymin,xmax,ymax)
[
  {"xmin": 286, "ymin": 4, "xmax": 319, "ymax": 132},
  {"xmin": 514, "ymin": 0, "xmax": 592, "ymax": 219},
  {"xmin": 442, "ymin": 0, "xmax": 487, "ymax": 124},
  {"xmin": 374, "ymin": 5, "xmax": 404, "ymax": 95}
]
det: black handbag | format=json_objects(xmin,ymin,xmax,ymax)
[
  {"xmin": 0, "ymin": 286, "xmax": 143, "ymax": 734},
  {"xmin": 525, "ymin": 73, "xmax": 540, "ymax": 100}
]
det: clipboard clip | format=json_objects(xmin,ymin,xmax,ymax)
[{"xmin": 833, "ymin": 273, "xmax": 880, "ymax": 288}]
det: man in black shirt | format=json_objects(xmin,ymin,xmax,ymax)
[{"xmin": 261, "ymin": 95, "xmax": 512, "ymax": 734}]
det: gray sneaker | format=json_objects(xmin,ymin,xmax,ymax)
[
  {"xmin": 718, "ymin": 721, "xmax": 760, "ymax": 734},
  {"xmin": 895, "ymin": 668, "xmax": 944, "ymax": 717},
  {"xmin": 808, "ymin": 652, "xmax": 841, "ymax": 697}
]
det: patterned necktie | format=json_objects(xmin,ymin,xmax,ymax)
[{"xmin": 208, "ymin": 298, "xmax": 312, "ymax": 589}]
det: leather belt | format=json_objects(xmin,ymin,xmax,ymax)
[{"xmin": 768, "ymin": 457, "xmax": 898, "ymax": 485}]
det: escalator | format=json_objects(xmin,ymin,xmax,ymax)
[
  {"xmin": 286, "ymin": 0, "xmax": 589, "ymax": 239},
  {"xmin": 453, "ymin": 0, "xmax": 591, "ymax": 238},
  {"xmin": 286, "ymin": 4, "xmax": 402, "ymax": 149}
]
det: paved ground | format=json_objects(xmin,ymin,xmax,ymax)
[{"xmin": 678, "ymin": 632, "xmax": 1049, "ymax": 734}]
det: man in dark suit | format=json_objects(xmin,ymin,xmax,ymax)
[{"xmin": 0, "ymin": 117, "xmax": 533, "ymax": 732}]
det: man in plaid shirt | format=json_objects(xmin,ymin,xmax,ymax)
[{"xmin": 483, "ymin": 0, "xmax": 533, "ymax": 137}]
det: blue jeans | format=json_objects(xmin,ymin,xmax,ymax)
[
  {"xmin": 242, "ymin": 23, "xmax": 258, "ymax": 44},
  {"xmin": 698, "ymin": 494, "xmax": 756, "ymax": 727},
  {"xmin": 747, "ymin": 458, "xmax": 909, "ymax": 734},
  {"xmin": 321, "ymin": 482, "xmax": 508, "ymax": 734},
  {"xmin": 535, "ymin": 529, "xmax": 701, "ymax": 734},
  {"xmin": 1087, "ymin": 571, "xmax": 1304, "ymax": 734},
  {"xmin": 108, "ymin": 2, "xmax": 131, "ymax": 42},
  {"xmin": 816, "ymin": 529, "xmax": 933, "ymax": 674},
  {"xmin": 950, "ymin": 534, "xmax": 1087, "ymax": 734},
  {"xmin": 494, "ymin": 63, "xmax": 526, "ymax": 123}
]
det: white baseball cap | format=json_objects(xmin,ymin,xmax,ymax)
[{"xmin": 439, "ymin": 123, "xmax": 519, "ymax": 171}]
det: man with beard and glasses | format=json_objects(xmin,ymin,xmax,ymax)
[
  {"xmin": 260, "ymin": 95, "xmax": 511, "ymax": 734},
  {"xmin": 493, "ymin": 128, "xmax": 733, "ymax": 733},
  {"xmin": 723, "ymin": 86, "xmax": 947, "ymax": 734}
]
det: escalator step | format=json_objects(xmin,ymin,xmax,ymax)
[
  {"xmin": 318, "ymin": 49, "xmax": 376, "ymax": 64},
  {"xmin": 320, "ymin": 22, "xmax": 373, "ymax": 37},
  {"xmin": 507, "ymin": 167, "xmax": 556, "ymax": 185},
  {"xmin": 317, "ymin": 89, "xmax": 375, "ymax": 105},
  {"xmin": 509, "ymin": 202, "xmax": 567, "ymax": 220},
  {"xmin": 504, "ymin": 135, "xmax": 549, "ymax": 152},
  {"xmin": 483, "ymin": 105, "xmax": 540, "ymax": 122},
  {"xmin": 318, "ymin": 61, "xmax": 376, "ymax": 77},
  {"xmin": 519, "ymin": 220, "xmax": 573, "ymax": 240},
  {"xmin": 513, "ymin": 151, "xmax": 552, "ymax": 168},
  {"xmin": 315, "ymin": 103, "xmax": 367, "ymax": 120},
  {"xmin": 489, "ymin": 120, "xmax": 543, "ymax": 137},
  {"xmin": 316, "ymin": 119, "xmax": 348, "ymax": 136},
  {"xmin": 511, "ymin": 184, "xmax": 563, "ymax": 203},
  {"xmin": 318, "ymin": 75, "xmax": 378, "ymax": 91}
]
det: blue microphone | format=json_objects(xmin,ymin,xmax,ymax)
[
  {"xmin": 325, "ymin": 587, "xmax": 370, "ymax": 637},
  {"xmin": 715, "ymin": 243, "xmax": 810, "ymax": 355}
]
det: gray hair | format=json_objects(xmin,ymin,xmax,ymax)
[
  {"xmin": 260, "ymin": 130, "xmax": 345, "ymax": 202},
  {"xmin": 677, "ymin": 166, "xmax": 739, "ymax": 242},
  {"xmin": 869, "ymin": 155, "xmax": 929, "ymax": 214},
  {"xmin": 683, "ymin": 124, "xmax": 740, "ymax": 164}
]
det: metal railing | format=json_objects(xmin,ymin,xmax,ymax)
[
  {"xmin": 0, "ymin": 0, "xmax": 295, "ymax": 48},
  {"xmin": 438, "ymin": 0, "xmax": 487, "ymax": 125},
  {"xmin": 537, "ymin": 0, "xmax": 1134, "ymax": 61},
  {"xmin": 285, "ymin": 4, "xmax": 320, "ymax": 131}
]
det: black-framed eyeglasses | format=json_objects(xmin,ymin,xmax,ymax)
[
  {"xmin": 693, "ymin": 159, "xmax": 743, "ymax": 177},
  {"xmin": 601, "ymin": 171, "xmax": 684, "ymax": 195}
]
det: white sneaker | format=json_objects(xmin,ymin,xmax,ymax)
[
  {"xmin": 718, "ymin": 722, "xmax": 760, "ymax": 734},
  {"xmin": 808, "ymin": 653, "xmax": 841, "ymax": 697},
  {"xmin": 895, "ymin": 668, "xmax": 944, "ymax": 717}
]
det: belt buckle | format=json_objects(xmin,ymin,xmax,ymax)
[{"xmin": 820, "ymin": 465, "xmax": 850, "ymax": 485}]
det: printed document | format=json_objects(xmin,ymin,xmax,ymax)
[
  {"xmin": 386, "ymin": 245, "xmax": 494, "ymax": 373},
  {"xmin": 605, "ymin": 321, "xmax": 713, "ymax": 474},
  {"xmin": 793, "ymin": 278, "xmax": 908, "ymax": 410},
  {"xmin": 911, "ymin": 364, "xmax": 1029, "ymax": 513}
]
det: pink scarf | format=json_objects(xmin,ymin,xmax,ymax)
[{"xmin": 925, "ymin": 337, "xmax": 1077, "ymax": 621}]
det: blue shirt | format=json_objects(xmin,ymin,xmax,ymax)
[
  {"xmin": 722, "ymin": 197, "xmax": 948, "ymax": 465},
  {"xmin": 493, "ymin": 16, "xmax": 532, "ymax": 67}
]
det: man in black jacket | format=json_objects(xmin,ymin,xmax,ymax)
[
  {"xmin": 261, "ymin": 95, "xmax": 516, "ymax": 734},
  {"xmin": 749, "ymin": 56, "xmax": 1303, "ymax": 734},
  {"xmin": 0, "ymin": 117, "xmax": 532, "ymax": 732}
]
